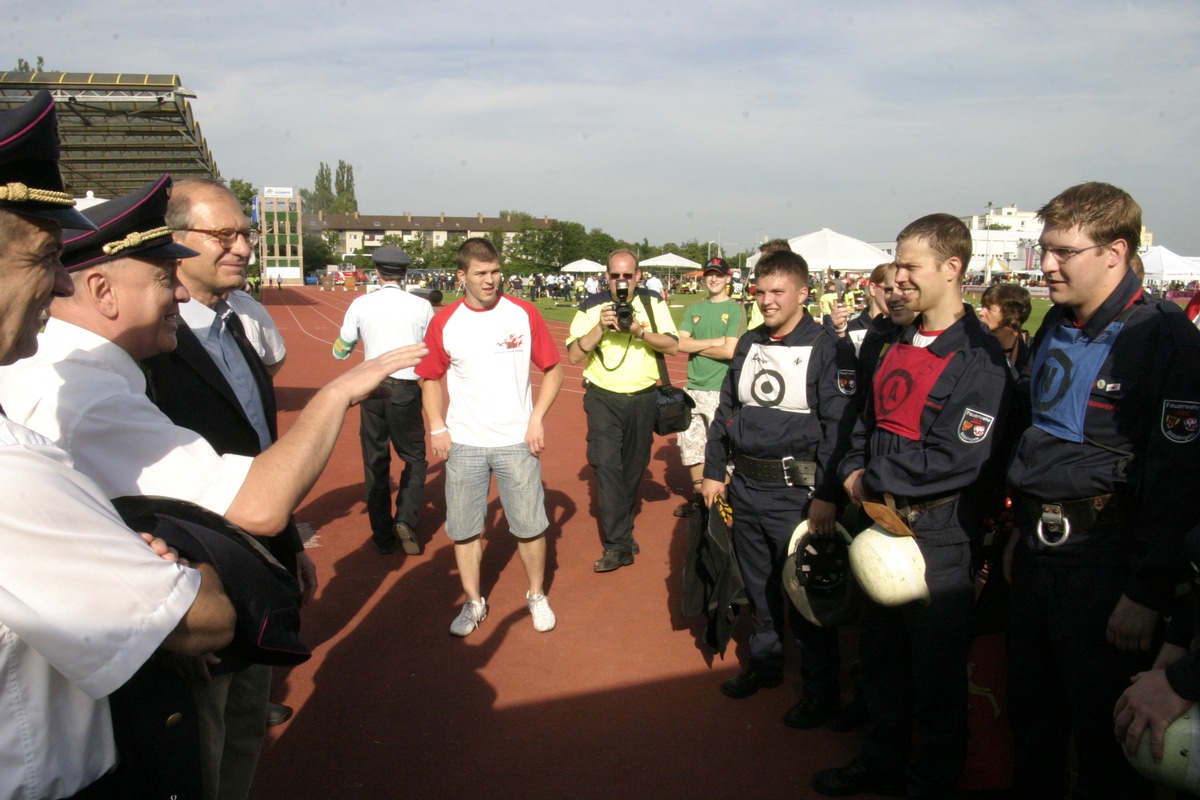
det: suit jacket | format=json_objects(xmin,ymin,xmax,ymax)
[{"xmin": 142, "ymin": 320, "xmax": 302, "ymax": 573}]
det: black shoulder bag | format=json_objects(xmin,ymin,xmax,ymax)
[{"xmin": 641, "ymin": 294, "xmax": 695, "ymax": 435}]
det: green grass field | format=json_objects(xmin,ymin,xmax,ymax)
[{"xmin": 456, "ymin": 290, "xmax": 1058, "ymax": 335}]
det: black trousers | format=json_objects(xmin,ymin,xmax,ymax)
[
  {"xmin": 583, "ymin": 384, "xmax": 656, "ymax": 555},
  {"xmin": 1007, "ymin": 545, "xmax": 1156, "ymax": 800},
  {"xmin": 728, "ymin": 473, "xmax": 840, "ymax": 701},
  {"xmin": 359, "ymin": 380, "xmax": 426, "ymax": 542},
  {"xmin": 859, "ymin": 538, "xmax": 975, "ymax": 798}
]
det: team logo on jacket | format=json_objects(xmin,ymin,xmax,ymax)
[
  {"xmin": 1162, "ymin": 399, "xmax": 1200, "ymax": 443},
  {"xmin": 958, "ymin": 408, "xmax": 995, "ymax": 444},
  {"xmin": 837, "ymin": 370, "xmax": 856, "ymax": 396}
]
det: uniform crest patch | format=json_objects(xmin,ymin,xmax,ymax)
[
  {"xmin": 958, "ymin": 408, "xmax": 995, "ymax": 444},
  {"xmin": 1162, "ymin": 399, "xmax": 1200, "ymax": 443},
  {"xmin": 837, "ymin": 370, "xmax": 857, "ymax": 396},
  {"xmin": 691, "ymin": 315, "xmax": 701, "ymax": 326}
]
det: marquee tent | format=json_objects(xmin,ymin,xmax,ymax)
[
  {"xmin": 639, "ymin": 253, "xmax": 702, "ymax": 270},
  {"xmin": 560, "ymin": 258, "xmax": 605, "ymax": 273},
  {"xmin": 745, "ymin": 228, "xmax": 890, "ymax": 273},
  {"xmin": 1140, "ymin": 246, "xmax": 1200, "ymax": 286}
]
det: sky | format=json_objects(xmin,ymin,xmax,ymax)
[{"xmin": 8, "ymin": 0, "xmax": 1200, "ymax": 254}]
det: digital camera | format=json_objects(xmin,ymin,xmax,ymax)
[{"xmin": 614, "ymin": 280, "xmax": 634, "ymax": 331}]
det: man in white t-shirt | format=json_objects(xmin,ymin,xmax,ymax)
[
  {"xmin": 418, "ymin": 237, "xmax": 564, "ymax": 635},
  {"xmin": 334, "ymin": 246, "xmax": 434, "ymax": 556}
]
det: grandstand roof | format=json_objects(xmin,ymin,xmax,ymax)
[{"xmin": 0, "ymin": 72, "xmax": 221, "ymax": 198}]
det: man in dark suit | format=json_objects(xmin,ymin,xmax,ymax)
[{"xmin": 147, "ymin": 178, "xmax": 308, "ymax": 799}]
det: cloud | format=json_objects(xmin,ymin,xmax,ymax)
[{"xmin": 11, "ymin": 0, "xmax": 1200, "ymax": 252}]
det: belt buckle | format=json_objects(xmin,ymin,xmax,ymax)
[
  {"xmin": 781, "ymin": 455, "xmax": 795, "ymax": 487},
  {"xmin": 1036, "ymin": 502, "xmax": 1071, "ymax": 547}
]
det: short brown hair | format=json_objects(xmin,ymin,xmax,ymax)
[
  {"xmin": 457, "ymin": 237, "xmax": 499, "ymax": 271},
  {"xmin": 1038, "ymin": 182, "xmax": 1141, "ymax": 263},
  {"xmin": 896, "ymin": 213, "xmax": 973, "ymax": 280},
  {"xmin": 758, "ymin": 238, "xmax": 792, "ymax": 257},
  {"xmin": 980, "ymin": 282, "xmax": 1031, "ymax": 332},
  {"xmin": 755, "ymin": 250, "xmax": 809, "ymax": 285}
]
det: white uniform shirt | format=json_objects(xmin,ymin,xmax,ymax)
[
  {"xmin": 0, "ymin": 318, "xmax": 253, "ymax": 511},
  {"xmin": 334, "ymin": 284, "xmax": 433, "ymax": 379},
  {"xmin": 227, "ymin": 289, "xmax": 286, "ymax": 367},
  {"xmin": 0, "ymin": 415, "xmax": 199, "ymax": 800}
]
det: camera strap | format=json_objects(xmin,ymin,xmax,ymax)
[{"xmin": 640, "ymin": 295, "xmax": 674, "ymax": 389}]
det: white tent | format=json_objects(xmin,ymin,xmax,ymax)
[
  {"xmin": 1140, "ymin": 246, "xmax": 1200, "ymax": 286},
  {"xmin": 560, "ymin": 258, "xmax": 605, "ymax": 273},
  {"xmin": 745, "ymin": 228, "xmax": 891, "ymax": 273},
  {"xmin": 639, "ymin": 253, "xmax": 701, "ymax": 270}
]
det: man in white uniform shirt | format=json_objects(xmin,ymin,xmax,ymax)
[
  {"xmin": 418, "ymin": 237, "xmax": 564, "ymax": 635},
  {"xmin": 334, "ymin": 245, "xmax": 435, "ymax": 556},
  {"xmin": 0, "ymin": 91, "xmax": 236, "ymax": 800}
]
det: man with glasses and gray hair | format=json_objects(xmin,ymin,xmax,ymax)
[
  {"xmin": 1005, "ymin": 182, "xmax": 1200, "ymax": 798},
  {"xmin": 567, "ymin": 248, "xmax": 679, "ymax": 572}
]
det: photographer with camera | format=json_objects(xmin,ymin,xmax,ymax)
[{"xmin": 568, "ymin": 249, "xmax": 679, "ymax": 573}]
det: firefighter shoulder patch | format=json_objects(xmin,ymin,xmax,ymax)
[
  {"xmin": 837, "ymin": 370, "xmax": 857, "ymax": 396},
  {"xmin": 958, "ymin": 408, "xmax": 995, "ymax": 444},
  {"xmin": 1162, "ymin": 399, "xmax": 1200, "ymax": 444}
]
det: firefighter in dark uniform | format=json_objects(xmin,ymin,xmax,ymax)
[
  {"xmin": 1004, "ymin": 182, "xmax": 1200, "ymax": 799},
  {"xmin": 814, "ymin": 214, "xmax": 1013, "ymax": 799},
  {"xmin": 701, "ymin": 250, "xmax": 858, "ymax": 728}
]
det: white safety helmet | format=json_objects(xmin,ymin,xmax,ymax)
[
  {"xmin": 782, "ymin": 520, "xmax": 858, "ymax": 628},
  {"xmin": 848, "ymin": 524, "xmax": 930, "ymax": 606},
  {"xmin": 1125, "ymin": 703, "xmax": 1200, "ymax": 793}
]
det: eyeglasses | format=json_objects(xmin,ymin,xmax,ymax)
[
  {"xmin": 607, "ymin": 273, "xmax": 636, "ymax": 280},
  {"xmin": 1035, "ymin": 242, "xmax": 1110, "ymax": 263},
  {"xmin": 180, "ymin": 227, "xmax": 260, "ymax": 249}
]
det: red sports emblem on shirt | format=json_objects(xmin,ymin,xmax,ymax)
[
  {"xmin": 958, "ymin": 408, "xmax": 995, "ymax": 444},
  {"xmin": 499, "ymin": 334, "xmax": 524, "ymax": 350},
  {"xmin": 1162, "ymin": 399, "xmax": 1200, "ymax": 444}
]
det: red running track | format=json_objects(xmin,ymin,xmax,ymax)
[{"xmin": 251, "ymin": 286, "xmax": 868, "ymax": 800}]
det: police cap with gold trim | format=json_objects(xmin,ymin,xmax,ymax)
[
  {"xmin": 62, "ymin": 174, "xmax": 199, "ymax": 271},
  {"xmin": 0, "ymin": 90, "xmax": 94, "ymax": 230}
]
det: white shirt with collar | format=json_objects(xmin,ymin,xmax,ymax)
[
  {"xmin": 334, "ymin": 283, "xmax": 433, "ymax": 379},
  {"xmin": 0, "ymin": 413, "xmax": 199, "ymax": 800},
  {"xmin": 0, "ymin": 317, "xmax": 253, "ymax": 512}
]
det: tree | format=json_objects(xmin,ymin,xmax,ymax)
[
  {"xmin": 330, "ymin": 160, "xmax": 358, "ymax": 214},
  {"xmin": 585, "ymin": 229, "xmax": 619, "ymax": 263},
  {"xmin": 302, "ymin": 229, "xmax": 337, "ymax": 273},
  {"xmin": 14, "ymin": 57, "xmax": 45, "ymax": 72},
  {"xmin": 554, "ymin": 220, "xmax": 589, "ymax": 265},
  {"xmin": 300, "ymin": 162, "xmax": 334, "ymax": 213},
  {"xmin": 229, "ymin": 178, "xmax": 257, "ymax": 218}
]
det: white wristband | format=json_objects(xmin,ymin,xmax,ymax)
[{"xmin": 431, "ymin": 427, "xmax": 448, "ymax": 435}]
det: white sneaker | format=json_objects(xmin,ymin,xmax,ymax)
[
  {"xmin": 526, "ymin": 592, "xmax": 556, "ymax": 632},
  {"xmin": 449, "ymin": 597, "xmax": 487, "ymax": 637}
]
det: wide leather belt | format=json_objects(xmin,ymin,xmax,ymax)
[
  {"xmin": 892, "ymin": 491, "xmax": 960, "ymax": 524},
  {"xmin": 1017, "ymin": 493, "xmax": 1119, "ymax": 548},
  {"xmin": 733, "ymin": 454, "xmax": 816, "ymax": 487},
  {"xmin": 382, "ymin": 377, "xmax": 418, "ymax": 386}
]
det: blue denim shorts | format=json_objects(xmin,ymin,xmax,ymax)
[{"xmin": 445, "ymin": 442, "xmax": 549, "ymax": 541}]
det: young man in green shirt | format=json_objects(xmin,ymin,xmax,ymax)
[{"xmin": 673, "ymin": 257, "xmax": 745, "ymax": 516}]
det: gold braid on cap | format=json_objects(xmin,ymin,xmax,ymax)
[
  {"xmin": 101, "ymin": 226, "xmax": 173, "ymax": 256},
  {"xmin": 0, "ymin": 181, "xmax": 76, "ymax": 206}
]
